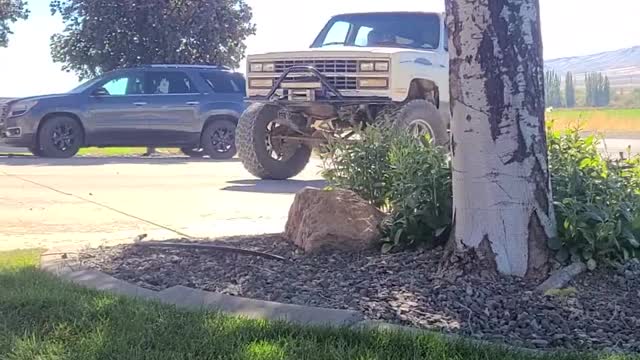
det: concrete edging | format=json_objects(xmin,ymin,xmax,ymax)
[
  {"xmin": 39, "ymin": 250, "xmax": 362, "ymax": 327},
  {"xmin": 39, "ymin": 249, "xmax": 547, "ymax": 355}
]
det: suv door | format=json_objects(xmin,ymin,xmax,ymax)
[
  {"xmin": 141, "ymin": 70, "xmax": 203, "ymax": 146},
  {"xmin": 86, "ymin": 71, "xmax": 151, "ymax": 146}
]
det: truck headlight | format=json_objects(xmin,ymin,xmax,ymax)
[
  {"xmin": 360, "ymin": 61, "xmax": 389, "ymax": 72},
  {"xmin": 358, "ymin": 78, "xmax": 389, "ymax": 89},
  {"xmin": 250, "ymin": 63, "xmax": 263, "ymax": 72},
  {"xmin": 374, "ymin": 61, "xmax": 389, "ymax": 72},
  {"xmin": 360, "ymin": 62, "xmax": 375, "ymax": 72},
  {"xmin": 250, "ymin": 63, "xmax": 275, "ymax": 72},
  {"xmin": 9, "ymin": 100, "xmax": 38, "ymax": 118},
  {"xmin": 249, "ymin": 79, "xmax": 274, "ymax": 88}
]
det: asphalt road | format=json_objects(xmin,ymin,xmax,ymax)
[
  {"xmin": 1, "ymin": 137, "xmax": 638, "ymax": 252},
  {"xmin": 0, "ymin": 155, "xmax": 325, "ymax": 251}
]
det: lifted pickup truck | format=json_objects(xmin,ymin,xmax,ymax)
[{"xmin": 236, "ymin": 11, "xmax": 451, "ymax": 180}]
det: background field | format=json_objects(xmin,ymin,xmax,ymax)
[{"xmin": 549, "ymin": 108, "xmax": 640, "ymax": 136}]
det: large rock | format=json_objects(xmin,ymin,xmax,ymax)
[{"xmin": 285, "ymin": 187, "xmax": 385, "ymax": 253}]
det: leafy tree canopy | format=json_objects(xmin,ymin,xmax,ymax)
[
  {"xmin": 50, "ymin": 0, "xmax": 256, "ymax": 79},
  {"xmin": 0, "ymin": 0, "xmax": 29, "ymax": 47}
]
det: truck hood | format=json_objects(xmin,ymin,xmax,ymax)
[{"xmin": 248, "ymin": 46, "xmax": 434, "ymax": 60}]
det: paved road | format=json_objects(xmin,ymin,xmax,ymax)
[
  {"xmin": 1, "ymin": 137, "xmax": 638, "ymax": 252},
  {"xmin": 0, "ymin": 155, "xmax": 325, "ymax": 251}
]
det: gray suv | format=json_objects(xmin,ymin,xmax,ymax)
[{"xmin": 0, "ymin": 64, "xmax": 247, "ymax": 159}]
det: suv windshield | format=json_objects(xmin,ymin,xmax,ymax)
[{"xmin": 311, "ymin": 12, "xmax": 440, "ymax": 50}]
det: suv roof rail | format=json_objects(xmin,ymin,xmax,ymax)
[{"xmin": 140, "ymin": 64, "xmax": 233, "ymax": 70}]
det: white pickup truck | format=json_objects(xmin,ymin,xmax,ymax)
[{"xmin": 236, "ymin": 11, "xmax": 450, "ymax": 180}]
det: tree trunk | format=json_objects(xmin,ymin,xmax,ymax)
[{"xmin": 446, "ymin": 0, "xmax": 557, "ymax": 278}]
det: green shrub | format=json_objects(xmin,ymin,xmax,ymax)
[
  {"xmin": 321, "ymin": 128, "xmax": 393, "ymax": 209},
  {"xmin": 323, "ymin": 123, "xmax": 640, "ymax": 266},
  {"xmin": 321, "ymin": 127, "xmax": 452, "ymax": 251},
  {"xmin": 547, "ymin": 124, "xmax": 640, "ymax": 267}
]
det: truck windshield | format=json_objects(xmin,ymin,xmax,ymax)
[{"xmin": 311, "ymin": 13, "xmax": 441, "ymax": 50}]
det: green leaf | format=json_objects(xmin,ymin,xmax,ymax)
[{"xmin": 393, "ymin": 229, "xmax": 404, "ymax": 246}]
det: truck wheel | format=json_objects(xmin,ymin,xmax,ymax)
[
  {"xmin": 37, "ymin": 116, "xmax": 84, "ymax": 158},
  {"xmin": 201, "ymin": 119, "xmax": 237, "ymax": 160},
  {"xmin": 236, "ymin": 103, "xmax": 311, "ymax": 180},
  {"xmin": 382, "ymin": 99, "xmax": 449, "ymax": 148}
]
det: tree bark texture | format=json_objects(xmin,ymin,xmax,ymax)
[{"xmin": 446, "ymin": 0, "xmax": 557, "ymax": 278}]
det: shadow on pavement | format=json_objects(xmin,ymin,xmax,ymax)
[
  {"xmin": 0, "ymin": 154, "xmax": 241, "ymax": 166},
  {"xmin": 222, "ymin": 179, "xmax": 326, "ymax": 194}
]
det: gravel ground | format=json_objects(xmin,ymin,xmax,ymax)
[{"xmin": 80, "ymin": 235, "xmax": 640, "ymax": 353}]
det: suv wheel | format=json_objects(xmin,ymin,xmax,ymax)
[
  {"xmin": 28, "ymin": 146, "xmax": 44, "ymax": 157},
  {"xmin": 180, "ymin": 147, "xmax": 205, "ymax": 158},
  {"xmin": 201, "ymin": 119, "xmax": 237, "ymax": 160},
  {"xmin": 236, "ymin": 103, "xmax": 311, "ymax": 180},
  {"xmin": 37, "ymin": 116, "xmax": 84, "ymax": 158}
]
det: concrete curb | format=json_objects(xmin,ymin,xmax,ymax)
[
  {"xmin": 40, "ymin": 250, "xmax": 362, "ymax": 327},
  {"xmin": 39, "ymin": 249, "xmax": 554, "ymax": 355}
]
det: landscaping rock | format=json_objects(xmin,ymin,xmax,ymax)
[
  {"xmin": 284, "ymin": 187, "xmax": 385, "ymax": 253},
  {"xmin": 80, "ymin": 235, "xmax": 640, "ymax": 354}
]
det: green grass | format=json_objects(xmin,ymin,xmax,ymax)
[
  {"xmin": 549, "ymin": 108, "xmax": 640, "ymax": 133},
  {"xmin": 77, "ymin": 147, "xmax": 183, "ymax": 157},
  {"xmin": 0, "ymin": 250, "xmax": 636, "ymax": 360}
]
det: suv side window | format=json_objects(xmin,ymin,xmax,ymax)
[
  {"xmin": 101, "ymin": 74, "xmax": 145, "ymax": 96},
  {"xmin": 145, "ymin": 71, "xmax": 199, "ymax": 94},
  {"xmin": 200, "ymin": 72, "xmax": 243, "ymax": 93}
]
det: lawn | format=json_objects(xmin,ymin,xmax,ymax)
[
  {"xmin": 0, "ymin": 250, "xmax": 636, "ymax": 360},
  {"xmin": 549, "ymin": 108, "xmax": 640, "ymax": 134},
  {"xmin": 78, "ymin": 147, "xmax": 182, "ymax": 157}
]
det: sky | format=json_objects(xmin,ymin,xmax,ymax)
[{"xmin": 0, "ymin": 0, "xmax": 639, "ymax": 97}]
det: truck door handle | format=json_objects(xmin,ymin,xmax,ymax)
[
  {"xmin": 133, "ymin": 102, "xmax": 147, "ymax": 106},
  {"xmin": 186, "ymin": 101, "xmax": 200, "ymax": 106}
]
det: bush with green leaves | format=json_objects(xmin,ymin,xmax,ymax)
[
  {"xmin": 322, "ymin": 128, "xmax": 452, "ymax": 251},
  {"xmin": 322, "ymin": 124, "xmax": 640, "ymax": 266},
  {"xmin": 547, "ymin": 124, "xmax": 640, "ymax": 268}
]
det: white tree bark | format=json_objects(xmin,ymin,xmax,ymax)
[{"xmin": 446, "ymin": 0, "xmax": 557, "ymax": 278}]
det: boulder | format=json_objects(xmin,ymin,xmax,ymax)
[{"xmin": 285, "ymin": 187, "xmax": 385, "ymax": 253}]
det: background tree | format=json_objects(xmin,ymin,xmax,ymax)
[
  {"xmin": 446, "ymin": 0, "xmax": 556, "ymax": 278},
  {"xmin": 585, "ymin": 72, "xmax": 611, "ymax": 107},
  {"xmin": 50, "ymin": 0, "xmax": 256, "ymax": 79},
  {"xmin": 544, "ymin": 70, "xmax": 562, "ymax": 107},
  {"xmin": 565, "ymin": 71, "xmax": 575, "ymax": 108},
  {"xmin": 0, "ymin": 0, "xmax": 29, "ymax": 48}
]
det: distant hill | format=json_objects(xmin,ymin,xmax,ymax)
[{"xmin": 545, "ymin": 46, "xmax": 640, "ymax": 89}]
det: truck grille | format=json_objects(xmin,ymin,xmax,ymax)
[
  {"xmin": 274, "ymin": 59, "xmax": 358, "ymax": 74},
  {"xmin": 326, "ymin": 76, "xmax": 357, "ymax": 90}
]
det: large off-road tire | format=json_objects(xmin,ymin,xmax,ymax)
[
  {"xmin": 378, "ymin": 99, "xmax": 449, "ymax": 147},
  {"xmin": 201, "ymin": 119, "xmax": 237, "ymax": 160},
  {"xmin": 236, "ymin": 103, "xmax": 312, "ymax": 180},
  {"xmin": 37, "ymin": 115, "xmax": 84, "ymax": 158}
]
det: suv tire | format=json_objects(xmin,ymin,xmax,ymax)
[
  {"xmin": 38, "ymin": 116, "xmax": 84, "ymax": 158},
  {"xmin": 380, "ymin": 99, "xmax": 449, "ymax": 147},
  {"xmin": 201, "ymin": 119, "xmax": 237, "ymax": 160},
  {"xmin": 236, "ymin": 103, "xmax": 311, "ymax": 180},
  {"xmin": 28, "ymin": 146, "xmax": 44, "ymax": 157},
  {"xmin": 180, "ymin": 147, "xmax": 205, "ymax": 158}
]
